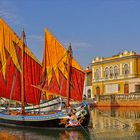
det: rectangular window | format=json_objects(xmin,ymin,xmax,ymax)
[
  {"xmin": 105, "ymin": 84, "xmax": 118, "ymax": 94},
  {"xmin": 135, "ymin": 85, "xmax": 140, "ymax": 92}
]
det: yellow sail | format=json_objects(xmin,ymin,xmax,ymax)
[
  {"xmin": 0, "ymin": 18, "xmax": 41, "ymax": 79},
  {"xmin": 41, "ymin": 29, "xmax": 85, "ymax": 101},
  {"xmin": 42, "ymin": 29, "xmax": 83, "ymax": 85}
]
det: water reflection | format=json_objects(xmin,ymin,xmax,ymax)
[
  {"xmin": 0, "ymin": 130, "xmax": 18, "ymax": 140},
  {"xmin": 1, "ymin": 108, "xmax": 140, "ymax": 140},
  {"xmin": 0, "ymin": 126, "xmax": 90, "ymax": 140},
  {"xmin": 96, "ymin": 107, "xmax": 140, "ymax": 119},
  {"xmin": 91, "ymin": 107, "xmax": 140, "ymax": 140}
]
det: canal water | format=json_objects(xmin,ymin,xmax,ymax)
[{"xmin": 0, "ymin": 107, "xmax": 140, "ymax": 140}]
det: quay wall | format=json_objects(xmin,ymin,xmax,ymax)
[
  {"xmin": 96, "ymin": 100, "xmax": 140, "ymax": 107},
  {"xmin": 95, "ymin": 93, "xmax": 140, "ymax": 107}
]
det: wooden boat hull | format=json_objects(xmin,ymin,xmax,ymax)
[
  {"xmin": 0, "ymin": 103, "xmax": 90, "ymax": 128},
  {"xmin": 0, "ymin": 97, "xmax": 65, "ymax": 112}
]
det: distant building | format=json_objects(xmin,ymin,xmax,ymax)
[
  {"xmin": 91, "ymin": 50, "xmax": 140, "ymax": 97},
  {"xmin": 84, "ymin": 67, "xmax": 92, "ymax": 99}
]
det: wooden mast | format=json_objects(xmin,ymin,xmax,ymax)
[
  {"xmin": 66, "ymin": 43, "xmax": 72, "ymax": 107},
  {"xmin": 21, "ymin": 30, "xmax": 25, "ymax": 114}
]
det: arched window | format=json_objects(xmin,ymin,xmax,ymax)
[
  {"xmin": 114, "ymin": 66, "xmax": 118, "ymax": 78},
  {"xmin": 105, "ymin": 67, "xmax": 109, "ymax": 79},
  {"xmin": 110, "ymin": 66, "xmax": 113, "ymax": 78},
  {"xmin": 95, "ymin": 69, "xmax": 100, "ymax": 80},
  {"xmin": 124, "ymin": 64, "xmax": 129, "ymax": 76},
  {"xmin": 87, "ymin": 89, "xmax": 91, "ymax": 98}
]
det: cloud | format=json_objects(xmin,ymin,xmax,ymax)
[
  {"xmin": 0, "ymin": 1, "xmax": 24, "ymax": 29},
  {"xmin": 62, "ymin": 40, "xmax": 92, "ymax": 50},
  {"xmin": 24, "ymin": 35, "xmax": 44, "ymax": 62},
  {"xmin": 27, "ymin": 35, "xmax": 44, "ymax": 49},
  {"xmin": 27, "ymin": 35, "xmax": 44, "ymax": 42}
]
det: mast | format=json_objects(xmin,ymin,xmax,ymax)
[
  {"xmin": 21, "ymin": 30, "xmax": 25, "ymax": 114},
  {"xmin": 66, "ymin": 43, "xmax": 72, "ymax": 107}
]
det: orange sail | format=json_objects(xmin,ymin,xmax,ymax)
[
  {"xmin": 0, "ymin": 18, "xmax": 41, "ymax": 105},
  {"xmin": 41, "ymin": 29, "xmax": 85, "ymax": 102}
]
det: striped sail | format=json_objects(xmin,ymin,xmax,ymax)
[
  {"xmin": 41, "ymin": 29, "xmax": 85, "ymax": 102},
  {"xmin": 0, "ymin": 18, "xmax": 41, "ymax": 105}
]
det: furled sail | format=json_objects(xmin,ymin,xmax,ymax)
[
  {"xmin": 41, "ymin": 29, "xmax": 85, "ymax": 102},
  {"xmin": 0, "ymin": 18, "xmax": 41, "ymax": 105}
]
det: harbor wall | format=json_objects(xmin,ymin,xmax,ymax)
[{"xmin": 92, "ymin": 93, "xmax": 140, "ymax": 107}]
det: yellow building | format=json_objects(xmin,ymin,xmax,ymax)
[
  {"xmin": 91, "ymin": 50, "xmax": 140, "ymax": 97},
  {"xmin": 84, "ymin": 68, "xmax": 92, "ymax": 99}
]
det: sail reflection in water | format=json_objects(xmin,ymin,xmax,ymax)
[
  {"xmin": 0, "ymin": 130, "xmax": 17, "ymax": 140},
  {"xmin": 0, "ymin": 126, "xmax": 90, "ymax": 140}
]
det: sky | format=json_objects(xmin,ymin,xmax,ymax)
[{"xmin": 0, "ymin": 0, "xmax": 140, "ymax": 68}]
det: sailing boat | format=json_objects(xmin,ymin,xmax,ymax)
[{"xmin": 0, "ymin": 18, "xmax": 90, "ymax": 128}]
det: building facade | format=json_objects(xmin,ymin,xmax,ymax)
[
  {"xmin": 84, "ymin": 68, "xmax": 93, "ymax": 99},
  {"xmin": 91, "ymin": 50, "xmax": 140, "ymax": 97}
]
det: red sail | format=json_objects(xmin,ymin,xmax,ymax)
[
  {"xmin": 42, "ymin": 29, "xmax": 85, "ymax": 102},
  {"xmin": 0, "ymin": 18, "xmax": 41, "ymax": 105}
]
